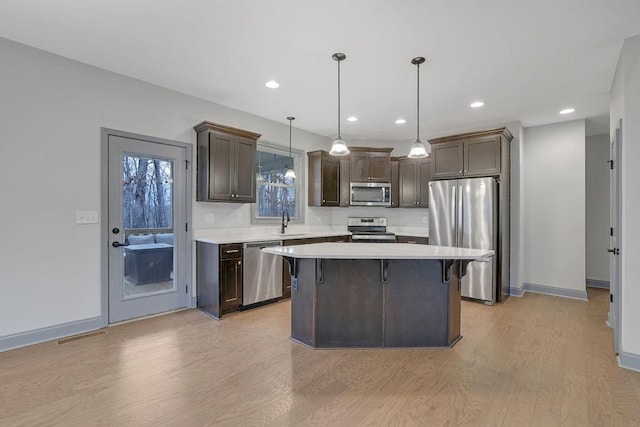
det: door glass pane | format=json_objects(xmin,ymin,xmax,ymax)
[{"xmin": 121, "ymin": 155, "xmax": 175, "ymax": 298}]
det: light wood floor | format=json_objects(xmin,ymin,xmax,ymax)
[{"xmin": 2, "ymin": 288, "xmax": 639, "ymax": 426}]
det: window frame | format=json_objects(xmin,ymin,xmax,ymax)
[{"xmin": 251, "ymin": 141, "xmax": 305, "ymax": 225}]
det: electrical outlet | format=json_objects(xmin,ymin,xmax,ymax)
[
  {"xmin": 76, "ymin": 211, "xmax": 99, "ymax": 224},
  {"xmin": 235, "ymin": 213, "xmax": 242, "ymax": 222},
  {"xmin": 422, "ymin": 216, "xmax": 428, "ymax": 224},
  {"xmin": 205, "ymin": 213, "xmax": 215, "ymax": 224}
]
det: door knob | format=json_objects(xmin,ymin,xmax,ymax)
[{"xmin": 112, "ymin": 241, "xmax": 129, "ymax": 248}]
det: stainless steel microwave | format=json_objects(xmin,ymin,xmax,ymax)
[{"xmin": 350, "ymin": 182, "xmax": 392, "ymax": 207}]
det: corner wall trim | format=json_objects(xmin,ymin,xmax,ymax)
[
  {"xmin": 521, "ymin": 282, "xmax": 589, "ymax": 301},
  {"xmin": 509, "ymin": 286, "xmax": 525, "ymax": 297},
  {"xmin": 0, "ymin": 317, "xmax": 103, "ymax": 353},
  {"xmin": 618, "ymin": 352, "xmax": 640, "ymax": 373},
  {"xmin": 586, "ymin": 279, "xmax": 610, "ymax": 289}
]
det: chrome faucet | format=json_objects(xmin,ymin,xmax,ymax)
[{"xmin": 281, "ymin": 209, "xmax": 290, "ymax": 234}]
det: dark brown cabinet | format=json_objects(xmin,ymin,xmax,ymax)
[
  {"xmin": 398, "ymin": 157, "xmax": 431, "ymax": 208},
  {"xmin": 194, "ymin": 121, "xmax": 260, "ymax": 202},
  {"xmin": 282, "ymin": 235, "xmax": 350, "ymax": 298},
  {"xmin": 339, "ymin": 158, "xmax": 351, "ymax": 207},
  {"xmin": 430, "ymin": 129, "xmax": 509, "ymax": 180},
  {"xmin": 308, "ymin": 151, "xmax": 341, "ymax": 207},
  {"xmin": 349, "ymin": 147, "xmax": 393, "ymax": 182},
  {"xmin": 390, "ymin": 158, "xmax": 400, "ymax": 208},
  {"xmin": 196, "ymin": 242, "xmax": 243, "ymax": 318}
]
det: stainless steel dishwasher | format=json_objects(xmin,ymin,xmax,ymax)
[{"xmin": 242, "ymin": 240, "xmax": 283, "ymax": 306}]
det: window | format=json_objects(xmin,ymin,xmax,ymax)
[{"xmin": 253, "ymin": 143, "xmax": 303, "ymax": 222}]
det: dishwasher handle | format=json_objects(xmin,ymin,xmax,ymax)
[{"xmin": 243, "ymin": 241, "xmax": 283, "ymax": 249}]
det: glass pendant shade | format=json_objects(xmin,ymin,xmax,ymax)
[
  {"xmin": 284, "ymin": 168, "xmax": 296, "ymax": 179},
  {"xmin": 408, "ymin": 139, "xmax": 428, "ymax": 158},
  {"xmin": 330, "ymin": 136, "xmax": 350, "ymax": 156}
]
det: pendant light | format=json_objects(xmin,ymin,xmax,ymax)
[
  {"xmin": 284, "ymin": 116, "xmax": 297, "ymax": 179},
  {"xmin": 408, "ymin": 57, "xmax": 429, "ymax": 158},
  {"xmin": 329, "ymin": 52, "xmax": 350, "ymax": 156}
]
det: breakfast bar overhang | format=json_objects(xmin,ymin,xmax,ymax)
[{"xmin": 262, "ymin": 243, "xmax": 494, "ymax": 349}]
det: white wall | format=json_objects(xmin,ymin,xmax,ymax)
[
  {"xmin": 0, "ymin": 37, "xmax": 338, "ymax": 337},
  {"xmin": 611, "ymin": 34, "xmax": 640, "ymax": 359},
  {"xmin": 523, "ymin": 120, "xmax": 586, "ymax": 294},
  {"xmin": 585, "ymin": 134, "xmax": 610, "ymax": 282}
]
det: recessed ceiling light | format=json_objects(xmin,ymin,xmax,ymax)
[
  {"xmin": 470, "ymin": 101, "xmax": 484, "ymax": 108},
  {"xmin": 265, "ymin": 80, "xmax": 279, "ymax": 89},
  {"xmin": 347, "ymin": 116, "xmax": 358, "ymax": 122},
  {"xmin": 559, "ymin": 108, "xmax": 575, "ymax": 115},
  {"xmin": 395, "ymin": 118, "xmax": 407, "ymax": 124}
]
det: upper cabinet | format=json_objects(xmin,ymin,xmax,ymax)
[
  {"xmin": 429, "ymin": 128, "xmax": 512, "ymax": 180},
  {"xmin": 194, "ymin": 121, "xmax": 261, "ymax": 202},
  {"xmin": 308, "ymin": 150, "xmax": 341, "ymax": 207},
  {"xmin": 349, "ymin": 147, "xmax": 393, "ymax": 182},
  {"xmin": 398, "ymin": 157, "xmax": 431, "ymax": 208}
]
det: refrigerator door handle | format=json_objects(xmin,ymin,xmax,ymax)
[
  {"xmin": 451, "ymin": 184, "xmax": 456, "ymax": 246},
  {"xmin": 457, "ymin": 183, "xmax": 464, "ymax": 248}
]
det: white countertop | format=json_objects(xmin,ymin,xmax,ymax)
[
  {"xmin": 262, "ymin": 243, "xmax": 492, "ymax": 260},
  {"xmin": 194, "ymin": 231, "xmax": 352, "ymax": 245}
]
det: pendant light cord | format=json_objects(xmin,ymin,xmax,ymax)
[
  {"xmin": 416, "ymin": 61, "xmax": 420, "ymax": 141},
  {"xmin": 289, "ymin": 119, "xmax": 292, "ymax": 156},
  {"xmin": 337, "ymin": 59, "xmax": 341, "ymax": 139}
]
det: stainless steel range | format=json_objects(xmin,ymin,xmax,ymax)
[{"xmin": 348, "ymin": 217, "xmax": 396, "ymax": 243}]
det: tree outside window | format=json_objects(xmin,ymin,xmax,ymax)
[{"xmin": 255, "ymin": 147, "xmax": 300, "ymax": 220}]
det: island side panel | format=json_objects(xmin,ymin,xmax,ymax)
[
  {"xmin": 315, "ymin": 259, "xmax": 384, "ymax": 348},
  {"xmin": 448, "ymin": 262, "xmax": 462, "ymax": 344},
  {"xmin": 384, "ymin": 259, "xmax": 453, "ymax": 347},
  {"xmin": 290, "ymin": 258, "xmax": 317, "ymax": 347}
]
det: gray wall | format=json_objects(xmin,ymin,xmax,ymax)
[
  {"xmin": 585, "ymin": 134, "xmax": 610, "ymax": 282},
  {"xmin": 0, "ymin": 37, "xmax": 334, "ymax": 337},
  {"xmin": 523, "ymin": 120, "xmax": 586, "ymax": 295}
]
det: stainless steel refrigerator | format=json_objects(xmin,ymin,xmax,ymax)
[{"xmin": 428, "ymin": 177, "xmax": 498, "ymax": 304}]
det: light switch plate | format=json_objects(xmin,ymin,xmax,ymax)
[
  {"xmin": 76, "ymin": 211, "xmax": 99, "ymax": 224},
  {"xmin": 205, "ymin": 213, "xmax": 215, "ymax": 224},
  {"xmin": 422, "ymin": 216, "xmax": 428, "ymax": 224}
]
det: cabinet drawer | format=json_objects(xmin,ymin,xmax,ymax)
[
  {"xmin": 219, "ymin": 243, "xmax": 243, "ymax": 259},
  {"xmin": 396, "ymin": 236, "xmax": 429, "ymax": 245}
]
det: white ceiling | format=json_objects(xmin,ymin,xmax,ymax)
[{"xmin": 1, "ymin": 0, "xmax": 639, "ymax": 143}]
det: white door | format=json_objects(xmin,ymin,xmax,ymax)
[
  {"xmin": 107, "ymin": 133, "xmax": 189, "ymax": 323},
  {"xmin": 609, "ymin": 120, "xmax": 622, "ymax": 353}
]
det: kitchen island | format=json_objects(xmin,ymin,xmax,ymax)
[{"xmin": 262, "ymin": 243, "xmax": 493, "ymax": 349}]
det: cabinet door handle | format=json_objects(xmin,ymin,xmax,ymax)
[
  {"xmin": 225, "ymin": 249, "xmax": 240, "ymax": 254},
  {"xmin": 408, "ymin": 241, "xmax": 417, "ymax": 244}
]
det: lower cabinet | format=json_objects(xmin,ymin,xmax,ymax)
[
  {"xmin": 282, "ymin": 235, "xmax": 350, "ymax": 298},
  {"xmin": 197, "ymin": 242, "xmax": 243, "ymax": 318},
  {"xmin": 396, "ymin": 235, "xmax": 429, "ymax": 245}
]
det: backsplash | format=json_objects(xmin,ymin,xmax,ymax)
[{"xmin": 194, "ymin": 201, "xmax": 428, "ymax": 231}]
